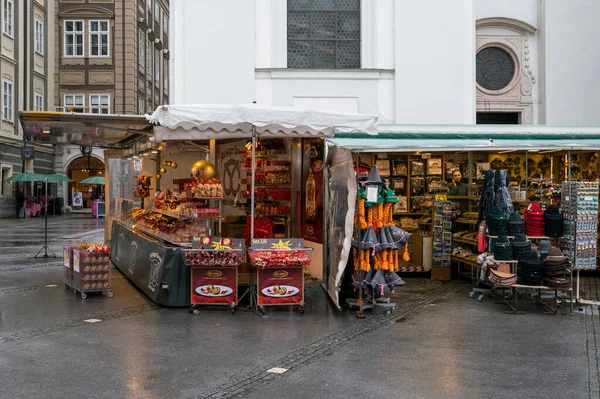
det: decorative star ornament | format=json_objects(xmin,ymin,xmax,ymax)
[
  {"xmin": 212, "ymin": 239, "xmax": 232, "ymax": 251},
  {"xmin": 271, "ymin": 239, "xmax": 291, "ymax": 250}
]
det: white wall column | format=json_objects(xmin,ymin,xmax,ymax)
[{"xmin": 394, "ymin": 0, "xmax": 475, "ymax": 124}]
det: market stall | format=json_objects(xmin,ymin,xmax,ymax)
[
  {"xmin": 124, "ymin": 104, "xmax": 377, "ymax": 309},
  {"xmin": 325, "ymin": 125, "xmax": 600, "ymax": 311}
]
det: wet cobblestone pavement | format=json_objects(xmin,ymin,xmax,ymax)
[{"xmin": 0, "ymin": 215, "xmax": 599, "ymax": 398}]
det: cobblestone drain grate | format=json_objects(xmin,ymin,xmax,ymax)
[
  {"xmin": 188, "ymin": 281, "xmax": 465, "ymax": 399},
  {"xmin": 0, "ymin": 303, "xmax": 159, "ymax": 345}
]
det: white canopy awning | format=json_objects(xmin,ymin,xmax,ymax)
[
  {"xmin": 147, "ymin": 104, "xmax": 378, "ymax": 141},
  {"xmin": 328, "ymin": 124, "xmax": 600, "ymax": 152}
]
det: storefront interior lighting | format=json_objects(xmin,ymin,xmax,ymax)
[{"xmin": 42, "ymin": 127, "xmax": 50, "ymax": 134}]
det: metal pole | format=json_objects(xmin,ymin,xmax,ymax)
[
  {"xmin": 250, "ymin": 127, "xmax": 256, "ymax": 242},
  {"xmin": 250, "ymin": 126, "xmax": 257, "ymax": 308},
  {"xmin": 44, "ymin": 178, "xmax": 48, "ymax": 257},
  {"xmin": 355, "ymin": 151, "xmax": 365, "ymax": 319},
  {"xmin": 36, "ymin": 178, "xmax": 55, "ymax": 258}
]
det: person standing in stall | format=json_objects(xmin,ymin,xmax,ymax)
[{"xmin": 449, "ymin": 169, "xmax": 468, "ymax": 196}]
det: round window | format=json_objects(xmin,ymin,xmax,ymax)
[{"xmin": 476, "ymin": 47, "xmax": 516, "ymax": 91}]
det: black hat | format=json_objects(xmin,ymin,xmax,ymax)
[
  {"xmin": 537, "ymin": 240, "xmax": 552, "ymax": 253},
  {"xmin": 493, "ymin": 235, "xmax": 513, "ymax": 261},
  {"xmin": 509, "ymin": 212, "xmax": 524, "ymax": 223},
  {"xmin": 544, "ymin": 206, "xmax": 564, "ymax": 238},
  {"xmin": 512, "ymin": 234, "xmax": 530, "ymax": 247}
]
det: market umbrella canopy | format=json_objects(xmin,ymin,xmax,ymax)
[
  {"xmin": 45, "ymin": 173, "xmax": 73, "ymax": 183},
  {"xmin": 81, "ymin": 176, "xmax": 105, "ymax": 185},
  {"xmin": 6, "ymin": 172, "xmax": 46, "ymax": 182},
  {"xmin": 147, "ymin": 104, "xmax": 379, "ymax": 141}
]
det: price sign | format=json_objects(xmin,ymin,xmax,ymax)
[{"xmin": 366, "ymin": 185, "xmax": 378, "ymax": 203}]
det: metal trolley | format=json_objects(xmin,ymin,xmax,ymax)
[
  {"xmin": 184, "ymin": 238, "xmax": 245, "ymax": 315},
  {"xmin": 247, "ymin": 238, "xmax": 312, "ymax": 316},
  {"xmin": 64, "ymin": 247, "xmax": 113, "ymax": 299}
]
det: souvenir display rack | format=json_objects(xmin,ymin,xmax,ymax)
[
  {"xmin": 248, "ymin": 238, "xmax": 312, "ymax": 315},
  {"xmin": 452, "ymin": 212, "xmax": 482, "ymax": 284},
  {"xmin": 432, "ymin": 200, "xmax": 452, "ymax": 280},
  {"xmin": 561, "ymin": 181, "xmax": 598, "ymax": 270},
  {"xmin": 561, "ymin": 181, "xmax": 599, "ymax": 307},
  {"xmin": 184, "ymin": 237, "xmax": 245, "ymax": 314},
  {"xmin": 65, "ymin": 243, "xmax": 113, "ymax": 299}
]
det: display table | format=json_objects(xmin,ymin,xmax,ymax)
[
  {"xmin": 183, "ymin": 237, "xmax": 245, "ymax": 314},
  {"xmin": 110, "ymin": 221, "xmax": 190, "ymax": 307},
  {"xmin": 248, "ymin": 238, "xmax": 311, "ymax": 314}
]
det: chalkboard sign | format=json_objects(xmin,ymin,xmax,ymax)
[{"xmin": 97, "ymin": 202, "xmax": 105, "ymax": 218}]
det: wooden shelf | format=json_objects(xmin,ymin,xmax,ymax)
[
  {"xmin": 451, "ymin": 255, "xmax": 481, "ymax": 269},
  {"xmin": 453, "ymin": 237, "xmax": 478, "ymax": 246},
  {"xmin": 393, "ymin": 212, "xmax": 427, "ymax": 216},
  {"xmin": 487, "ymin": 235, "xmax": 553, "ymax": 240},
  {"xmin": 454, "ymin": 219, "xmax": 478, "ymax": 225},
  {"xmin": 448, "ymin": 196, "xmax": 481, "ymax": 201}
]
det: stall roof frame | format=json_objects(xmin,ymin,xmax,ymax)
[{"xmin": 329, "ymin": 124, "xmax": 600, "ymax": 152}]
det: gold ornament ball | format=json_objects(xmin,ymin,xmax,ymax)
[
  {"xmin": 160, "ymin": 167, "xmax": 167, "ymax": 174},
  {"xmin": 190, "ymin": 160, "xmax": 216, "ymax": 179},
  {"xmin": 156, "ymin": 174, "xmax": 162, "ymax": 180},
  {"xmin": 171, "ymin": 162, "xmax": 178, "ymax": 169}
]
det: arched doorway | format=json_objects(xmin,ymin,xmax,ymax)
[{"xmin": 67, "ymin": 156, "xmax": 105, "ymax": 208}]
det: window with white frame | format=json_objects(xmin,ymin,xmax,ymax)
[
  {"xmin": 35, "ymin": 94, "xmax": 43, "ymax": 111},
  {"xmin": 138, "ymin": 29, "xmax": 145, "ymax": 69},
  {"xmin": 64, "ymin": 21, "xmax": 84, "ymax": 57},
  {"xmin": 2, "ymin": 80, "xmax": 12, "ymax": 122},
  {"xmin": 35, "ymin": 20, "xmax": 43, "ymax": 54},
  {"xmin": 90, "ymin": 94, "xmax": 110, "ymax": 114},
  {"xmin": 163, "ymin": 59, "xmax": 168, "ymax": 91},
  {"xmin": 64, "ymin": 94, "xmax": 84, "ymax": 112},
  {"xmin": 154, "ymin": 1, "xmax": 160, "ymax": 20},
  {"xmin": 163, "ymin": 13, "xmax": 168, "ymax": 35},
  {"xmin": 3, "ymin": 0, "xmax": 12, "ymax": 37},
  {"xmin": 89, "ymin": 20, "xmax": 109, "ymax": 57},
  {"xmin": 155, "ymin": 50, "xmax": 160, "ymax": 85}
]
